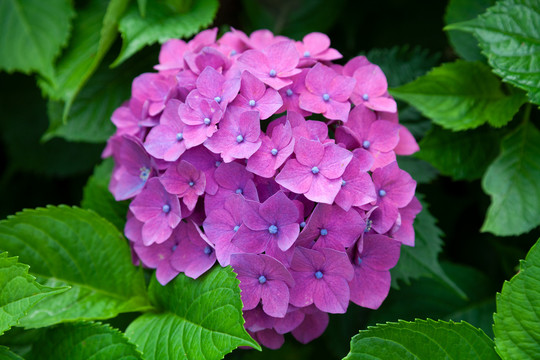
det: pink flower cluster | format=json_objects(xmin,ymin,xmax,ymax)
[{"xmin": 106, "ymin": 28, "xmax": 421, "ymax": 349}]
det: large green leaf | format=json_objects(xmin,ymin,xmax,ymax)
[
  {"xmin": 38, "ymin": 0, "xmax": 130, "ymax": 120},
  {"xmin": 113, "ymin": 0, "xmax": 219, "ymax": 66},
  {"xmin": 343, "ymin": 319, "xmax": 498, "ymax": 360},
  {"xmin": 444, "ymin": 0, "xmax": 494, "ymax": 61},
  {"xmin": 25, "ymin": 322, "xmax": 142, "ymax": 360},
  {"xmin": 0, "ymin": 253, "xmax": 68, "ymax": 335},
  {"xmin": 391, "ymin": 61, "xmax": 526, "ymax": 131},
  {"xmin": 82, "ymin": 159, "xmax": 129, "ymax": 232},
  {"xmin": 417, "ymin": 125, "xmax": 504, "ymax": 181},
  {"xmin": 0, "ymin": 206, "xmax": 151, "ymax": 329},
  {"xmin": 396, "ymin": 156, "xmax": 438, "ymax": 184},
  {"xmin": 448, "ymin": 0, "xmax": 540, "ymax": 105},
  {"xmin": 482, "ymin": 121, "xmax": 540, "ymax": 236},
  {"xmin": 0, "ymin": 346, "xmax": 24, "ymax": 360},
  {"xmin": 126, "ymin": 266, "xmax": 260, "ymax": 359},
  {"xmin": 391, "ymin": 197, "xmax": 465, "ymax": 298},
  {"xmin": 370, "ymin": 262, "xmax": 496, "ymax": 338},
  {"xmin": 494, "ymin": 238, "xmax": 540, "ymax": 359},
  {"xmin": 0, "ymin": 0, "xmax": 74, "ymax": 78}
]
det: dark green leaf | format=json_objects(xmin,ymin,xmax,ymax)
[
  {"xmin": 396, "ymin": 156, "xmax": 438, "ymax": 184},
  {"xmin": 113, "ymin": 0, "xmax": 219, "ymax": 66},
  {"xmin": 26, "ymin": 322, "xmax": 142, "ymax": 360},
  {"xmin": 0, "ymin": 0, "xmax": 74, "ymax": 78},
  {"xmin": 81, "ymin": 159, "xmax": 129, "ymax": 231},
  {"xmin": 444, "ymin": 0, "xmax": 494, "ymax": 61},
  {"xmin": 417, "ymin": 125, "xmax": 504, "ymax": 181},
  {"xmin": 494, "ymin": 238, "xmax": 540, "ymax": 358},
  {"xmin": 482, "ymin": 121, "xmax": 540, "ymax": 236},
  {"xmin": 391, "ymin": 197, "xmax": 465, "ymax": 298},
  {"xmin": 137, "ymin": 0, "xmax": 147, "ymax": 17},
  {"xmin": 448, "ymin": 0, "xmax": 540, "ymax": 105},
  {"xmin": 391, "ymin": 61, "xmax": 526, "ymax": 131},
  {"xmin": 0, "ymin": 206, "xmax": 151, "ymax": 329},
  {"xmin": 0, "ymin": 346, "xmax": 24, "ymax": 360},
  {"xmin": 0, "ymin": 253, "xmax": 68, "ymax": 335},
  {"xmin": 126, "ymin": 267, "xmax": 260, "ymax": 359},
  {"xmin": 38, "ymin": 0, "xmax": 130, "ymax": 120},
  {"xmin": 343, "ymin": 319, "xmax": 498, "ymax": 360}
]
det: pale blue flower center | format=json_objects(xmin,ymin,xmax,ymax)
[
  {"xmin": 233, "ymin": 225, "xmax": 240, "ymax": 232},
  {"xmin": 320, "ymin": 228, "xmax": 328, "ymax": 236},
  {"xmin": 303, "ymin": 51, "xmax": 311, "ymax": 57},
  {"xmin": 176, "ymin": 132, "xmax": 184, "ymax": 141},
  {"xmin": 215, "ymin": 161, "xmax": 221, "ymax": 167},
  {"xmin": 362, "ymin": 140, "xmax": 371, "ymax": 149},
  {"xmin": 271, "ymin": 148, "xmax": 278, "ymax": 156},
  {"xmin": 204, "ymin": 246, "xmax": 212, "ymax": 255},
  {"xmin": 139, "ymin": 167, "xmax": 150, "ymax": 181},
  {"xmin": 364, "ymin": 219, "xmax": 373, "ymax": 233},
  {"xmin": 269, "ymin": 69, "xmax": 277, "ymax": 77},
  {"xmin": 214, "ymin": 96, "xmax": 222, "ymax": 103},
  {"xmin": 236, "ymin": 188, "xmax": 243, "ymax": 194},
  {"xmin": 357, "ymin": 256, "xmax": 363, "ymax": 265},
  {"xmin": 268, "ymin": 225, "xmax": 278, "ymax": 234},
  {"xmin": 315, "ymin": 271, "xmax": 323, "ymax": 279},
  {"xmin": 162, "ymin": 204, "xmax": 170, "ymax": 213},
  {"xmin": 230, "ymin": 50, "xmax": 237, "ymax": 56},
  {"xmin": 236, "ymin": 134, "xmax": 244, "ymax": 143},
  {"xmin": 341, "ymin": 180, "xmax": 346, "ymax": 186},
  {"xmin": 204, "ymin": 117, "xmax": 211, "ymax": 125},
  {"xmin": 322, "ymin": 93, "xmax": 330, "ymax": 101},
  {"xmin": 311, "ymin": 166, "xmax": 320, "ymax": 174},
  {"xmin": 249, "ymin": 99, "xmax": 256, "ymax": 107},
  {"xmin": 286, "ymin": 89, "xmax": 293, "ymax": 97},
  {"xmin": 171, "ymin": 245, "xmax": 177, "ymax": 251},
  {"xmin": 362, "ymin": 93, "xmax": 369, "ymax": 101},
  {"xmin": 258, "ymin": 275, "xmax": 267, "ymax": 284},
  {"xmin": 379, "ymin": 189, "xmax": 387, "ymax": 197},
  {"xmin": 300, "ymin": 221, "xmax": 306, "ymax": 228},
  {"xmin": 189, "ymin": 181, "xmax": 194, "ymax": 187}
]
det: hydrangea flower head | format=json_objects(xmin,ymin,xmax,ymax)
[{"xmin": 107, "ymin": 28, "xmax": 421, "ymax": 349}]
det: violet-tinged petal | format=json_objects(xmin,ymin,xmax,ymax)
[
  {"xmin": 349, "ymin": 266, "xmax": 391, "ymax": 310},
  {"xmin": 275, "ymin": 159, "xmax": 313, "ymax": 195},
  {"xmin": 319, "ymin": 143, "xmax": 353, "ymax": 179},
  {"xmin": 291, "ymin": 307, "xmax": 329, "ymax": 344},
  {"xmin": 304, "ymin": 175, "xmax": 341, "ymax": 204},
  {"xmin": 295, "ymin": 137, "xmax": 325, "ymax": 167}
]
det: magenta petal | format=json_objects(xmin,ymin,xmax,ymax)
[
  {"xmin": 395, "ymin": 125, "xmax": 420, "ymax": 155},
  {"xmin": 319, "ymin": 143, "xmax": 353, "ymax": 179},
  {"xmin": 304, "ymin": 175, "xmax": 341, "ymax": 204},
  {"xmin": 156, "ymin": 260, "xmax": 180, "ymax": 285},
  {"xmin": 295, "ymin": 137, "xmax": 325, "ymax": 167},
  {"xmin": 277, "ymin": 223, "xmax": 300, "ymax": 251},
  {"xmin": 275, "ymin": 159, "xmax": 313, "ymax": 194},
  {"xmin": 313, "ymin": 275, "xmax": 350, "ymax": 313},
  {"xmin": 232, "ymin": 225, "xmax": 270, "ymax": 253},
  {"xmin": 349, "ymin": 266, "xmax": 391, "ymax": 309},
  {"xmin": 260, "ymin": 281, "xmax": 290, "ymax": 317},
  {"xmin": 303, "ymin": 32, "xmax": 330, "ymax": 54},
  {"xmin": 255, "ymin": 329, "xmax": 284, "ymax": 350},
  {"xmin": 291, "ymin": 307, "xmax": 329, "ymax": 344},
  {"xmin": 238, "ymin": 276, "xmax": 263, "ymax": 310}
]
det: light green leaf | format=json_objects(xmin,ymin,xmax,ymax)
[
  {"xmin": 0, "ymin": 253, "xmax": 68, "ymax": 335},
  {"xmin": 494, "ymin": 238, "xmax": 540, "ymax": 359},
  {"xmin": 113, "ymin": 0, "xmax": 219, "ymax": 66},
  {"xmin": 0, "ymin": 346, "xmax": 24, "ymax": 360},
  {"xmin": 417, "ymin": 125, "xmax": 504, "ymax": 181},
  {"xmin": 0, "ymin": 0, "xmax": 74, "ymax": 78},
  {"xmin": 82, "ymin": 159, "xmax": 129, "ymax": 231},
  {"xmin": 482, "ymin": 121, "xmax": 540, "ymax": 236},
  {"xmin": 137, "ymin": 0, "xmax": 147, "ymax": 17},
  {"xmin": 126, "ymin": 266, "xmax": 260, "ymax": 359},
  {"xmin": 391, "ymin": 61, "xmax": 526, "ymax": 131},
  {"xmin": 447, "ymin": 0, "xmax": 540, "ymax": 105},
  {"xmin": 38, "ymin": 0, "xmax": 130, "ymax": 120},
  {"xmin": 391, "ymin": 197, "xmax": 465, "ymax": 298},
  {"xmin": 25, "ymin": 322, "xmax": 142, "ymax": 360},
  {"xmin": 343, "ymin": 319, "xmax": 498, "ymax": 360},
  {"xmin": 444, "ymin": 0, "xmax": 494, "ymax": 61},
  {"xmin": 0, "ymin": 206, "xmax": 151, "ymax": 329}
]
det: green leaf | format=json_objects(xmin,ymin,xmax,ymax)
[
  {"xmin": 0, "ymin": 206, "xmax": 151, "ymax": 329},
  {"xmin": 38, "ymin": 0, "xmax": 130, "ymax": 120},
  {"xmin": 391, "ymin": 61, "xmax": 527, "ymax": 131},
  {"xmin": 25, "ymin": 322, "xmax": 142, "ymax": 360},
  {"xmin": 44, "ymin": 48, "xmax": 156, "ymax": 143},
  {"xmin": 444, "ymin": 0, "xmax": 494, "ymax": 61},
  {"xmin": 126, "ymin": 267, "xmax": 260, "ymax": 359},
  {"xmin": 343, "ymin": 319, "xmax": 499, "ymax": 360},
  {"xmin": 370, "ymin": 262, "xmax": 496, "ymax": 338},
  {"xmin": 448, "ymin": 0, "xmax": 540, "ymax": 105},
  {"xmin": 81, "ymin": 159, "xmax": 129, "ymax": 231},
  {"xmin": 482, "ymin": 121, "xmax": 540, "ymax": 236},
  {"xmin": 417, "ymin": 125, "xmax": 504, "ymax": 181},
  {"xmin": 137, "ymin": 0, "xmax": 147, "ymax": 17},
  {"xmin": 0, "ymin": 0, "xmax": 74, "ymax": 78},
  {"xmin": 113, "ymin": 0, "xmax": 219, "ymax": 66},
  {"xmin": 0, "ymin": 253, "xmax": 68, "ymax": 335},
  {"xmin": 391, "ymin": 197, "xmax": 465, "ymax": 298},
  {"xmin": 494, "ymin": 238, "xmax": 540, "ymax": 359},
  {"xmin": 396, "ymin": 156, "xmax": 438, "ymax": 184},
  {"xmin": 0, "ymin": 346, "xmax": 24, "ymax": 360}
]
